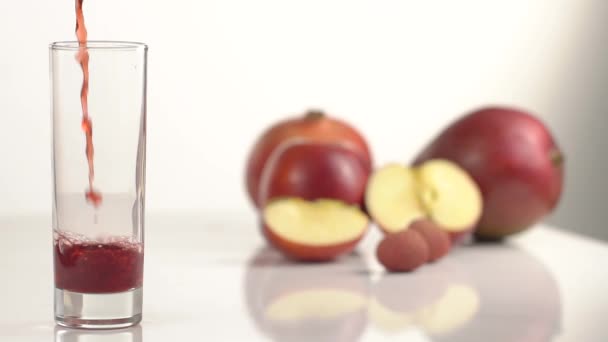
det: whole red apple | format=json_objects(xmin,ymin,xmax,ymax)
[
  {"xmin": 258, "ymin": 139, "xmax": 371, "ymax": 208},
  {"xmin": 245, "ymin": 110, "xmax": 372, "ymax": 208},
  {"xmin": 413, "ymin": 106, "xmax": 564, "ymax": 239}
]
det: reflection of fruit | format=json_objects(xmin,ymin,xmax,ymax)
[
  {"xmin": 244, "ymin": 247, "xmax": 370, "ymax": 342},
  {"xmin": 376, "ymin": 229, "xmax": 429, "ymax": 272},
  {"xmin": 369, "ymin": 258, "xmax": 474, "ymax": 333},
  {"xmin": 415, "ymin": 284, "xmax": 480, "ymax": 334},
  {"xmin": 413, "ymin": 106, "xmax": 564, "ymax": 239},
  {"xmin": 246, "ymin": 109, "xmax": 372, "ymax": 208},
  {"xmin": 431, "ymin": 245, "xmax": 562, "ymax": 342},
  {"xmin": 410, "ymin": 220, "xmax": 451, "ymax": 262},
  {"xmin": 365, "ymin": 160, "xmax": 482, "ymax": 241},
  {"xmin": 368, "ymin": 299, "xmax": 415, "ymax": 333},
  {"xmin": 258, "ymin": 140, "xmax": 370, "ymax": 208},
  {"xmin": 372, "ymin": 273, "xmax": 446, "ymax": 325},
  {"xmin": 263, "ymin": 199, "xmax": 369, "ymax": 261}
]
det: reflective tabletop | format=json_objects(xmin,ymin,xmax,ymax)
[{"xmin": 1, "ymin": 213, "xmax": 606, "ymax": 341}]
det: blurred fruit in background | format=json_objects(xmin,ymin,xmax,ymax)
[
  {"xmin": 245, "ymin": 109, "xmax": 372, "ymax": 209},
  {"xmin": 244, "ymin": 105, "xmax": 565, "ymax": 263},
  {"xmin": 413, "ymin": 106, "xmax": 564, "ymax": 240}
]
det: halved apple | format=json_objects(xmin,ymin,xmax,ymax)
[
  {"xmin": 365, "ymin": 159, "xmax": 482, "ymax": 241},
  {"xmin": 365, "ymin": 164, "xmax": 426, "ymax": 232},
  {"xmin": 263, "ymin": 198, "xmax": 369, "ymax": 262}
]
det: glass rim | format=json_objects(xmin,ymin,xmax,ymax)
[{"xmin": 50, "ymin": 40, "xmax": 148, "ymax": 51}]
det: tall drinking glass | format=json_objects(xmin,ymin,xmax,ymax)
[{"xmin": 50, "ymin": 41, "xmax": 147, "ymax": 329}]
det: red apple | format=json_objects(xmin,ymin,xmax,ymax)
[
  {"xmin": 263, "ymin": 198, "xmax": 369, "ymax": 262},
  {"xmin": 246, "ymin": 109, "xmax": 372, "ymax": 208},
  {"xmin": 258, "ymin": 139, "xmax": 371, "ymax": 208},
  {"xmin": 365, "ymin": 160, "xmax": 482, "ymax": 242},
  {"xmin": 413, "ymin": 106, "xmax": 564, "ymax": 239}
]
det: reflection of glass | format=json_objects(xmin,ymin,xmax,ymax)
[
  {"xmin": 50, "ymin": 41, "xmax": 148, "ymax": 329},
  {"xmin": 244, "ymin": 247, "xmax": 371, "ymax": 342},
  {"xmin": 55, "ymin": 325, "xmax": 142, "ymax": 342},
  {"xmin": 369, "ymin": 244, "xmax": 562, "ymax": 341}
]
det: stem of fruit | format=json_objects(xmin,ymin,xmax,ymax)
[
  {"xmin": 550, "ymin": 149, "xmax": 564, "ymax": 167},
  {"xmin": 305, "ymin": 109, "xmax": 325, "ymax": 120}
]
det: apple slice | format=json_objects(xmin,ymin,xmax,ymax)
[
  {"xmin": 263, "ymin": 198, "xmax": 369, "ymax": 262},
  {"xmin": 365, "ymin": 164, "xmax": 426, "ymax": 233},
  {"xmin": 365, "ymin": 159, "xmax": 482, "ymax": 240},
  {"xmin": 415, "ymin": 160, "xmax": 482, "ymax": 233}
]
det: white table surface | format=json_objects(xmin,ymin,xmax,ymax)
[{"xmin": 1, "ymin": 212, "xmax": 607, "ymax": 342}]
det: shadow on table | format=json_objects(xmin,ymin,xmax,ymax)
[
  {"xmin": 243, "ymin": 240, "xmax": 562, "ymax": 342},
  {"xmin": 54, "ymin": 324, "xmax": 142, "ymax": 342}
]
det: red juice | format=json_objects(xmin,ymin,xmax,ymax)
[
  {"xmin": 54, "ymin": 231, "xmax": 144, "ymax": 293},
  {"xmin": 75, "ymin": 0, "xmax": 102, "ymax": 207}
]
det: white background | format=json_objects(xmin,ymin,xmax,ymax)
[{"xmin": 0, "ymin": 0, "xmax": 607, "ymax": 239}]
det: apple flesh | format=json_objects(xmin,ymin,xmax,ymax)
[
  {"xmin": 413, "ymin": 106, "xmax": 564, "ymax": 239},
  {"xmin": 263, "ymin": 198, "xmax": 369, "ymax": 262},
  {"xmin": 365, "ymin": 159, "xmax": 482, "ymax": 240},
  {"xmin": 246, "ymin": 109, "xmax": 372, "ymax": 208},
  {"xmin": 258, "ymin": 139, "xmax": 371, "ymax": 208}
]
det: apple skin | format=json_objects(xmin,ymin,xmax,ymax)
[
  {"xmin": 246, "ymin": 110, "xmax": 372, "ymax": 208},
  {"xmin": 413, "ymin": 106, "xmax": 564, "ymax": 239},
  {"xmin": 258, "ymin": 140, "xmax": 371, "ymax": 208},
  {"xmin": 262, "ymin": 223, "xmax": 368, "ymax": 262}
]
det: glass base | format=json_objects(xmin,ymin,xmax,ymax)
[
  {"xmin": 55, "ymin": 324, "xmax": 142, "ymax": 342},
  {"xmin": 55, "ymin": 287, "xmax": 143, "ymax": 329}
]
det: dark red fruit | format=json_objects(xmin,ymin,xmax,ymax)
[
  {"xmin": 258, "ymin": 140, "xmax": 371, "ymax": 208},
  {"xmin": 376, "ymin": 230, "xmax": 429, "ymax": 272},
  {"xmin": 410, "ymin": 219, "xmax": 451, "ymax": 262},
  {"xmin": 246, "ymin": 109, "xmax": 372, "ymax": 208},
  {"xmin": 414, "ymin": 106, "xmax": 564, "ymax": 239}
]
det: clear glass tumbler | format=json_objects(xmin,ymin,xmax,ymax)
[{"xmin": 50, "ymin": 41, "xmax": 147, "ymax": 329}]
